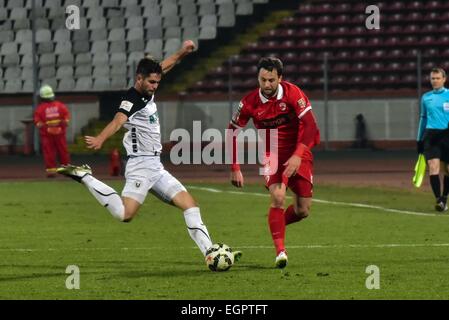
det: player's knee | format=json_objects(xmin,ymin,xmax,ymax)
[
  {"xmin": 271, "ymin": 193, "xmax": 286, "ymax": 208},
  {"xmin": 295, "ymin": 204, "xmax": 310, "ymax": 219}
]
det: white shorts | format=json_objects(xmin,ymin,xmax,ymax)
[{"xmin": 122, "ymin": 156, "xmax": 186, "ymax": 204}]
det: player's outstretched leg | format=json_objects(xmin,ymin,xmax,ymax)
[
  {"xmin": 57, "ymin": 164, "xmax": 125, "ymax": 221},
  {"xmin": 275, "ymin": 251, "xmax": 288, "ymax": 269}
]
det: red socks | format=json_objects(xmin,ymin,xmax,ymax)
[
  {"xmin": 268, "ymin": 207, "xmax": 285, "ymax": 255},
  {"xmin": 284, "ymin": 205, "xmax": 302, "ymax": 225}
]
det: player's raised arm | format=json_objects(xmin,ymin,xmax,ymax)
[
  {"xmin": 85, "ymin": 112, "xmax": 128, "ymax": 150},
  {"xmin": 160, "ymin": 40, "xmax": 196, "ymax": 74}
]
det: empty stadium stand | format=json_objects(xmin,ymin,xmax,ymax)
[
  {"xmin": 0, "ymin": 0, "xmax": 268, "ymax": 94},
  {"xmin": 186, "ymin": 0, "xmax": 449, "ymax": 97}
]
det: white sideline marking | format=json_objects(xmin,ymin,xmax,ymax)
[
  {"xmin": 187, "ymin": 186, "xmax": 445, "ymax": 217},
  {"xmin": 2, "ymin": 243, "xmax": 449, "ymax": 252}
]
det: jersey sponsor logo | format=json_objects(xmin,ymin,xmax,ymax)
[
  {"xmin": 297, "ymin": 98, "xmax": 306, "ymax": 108},
  {"xmin": 149, "ymin": 111, "xmax": 159, "ymax": 124},
  {"xmin": 260, "ymin": 114, "xmax": 291, "ymax": 128},
  {"xmin": 120, "ymin": 100, "xmax": 133, "ymax": 112},
  {"xmin": 444, "ymin": 102, "xmax": 449, "ymax": 112},
  {"xmin": 135, "ymin": 181, "xmax": 141, "ymax": 188},
  {"xmin": 279, "ymin": 102, "xmax": 287, "ymax": 111}
]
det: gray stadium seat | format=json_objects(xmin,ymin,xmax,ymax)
[
  {"xmin": 143, "ymin": 5, "xmax": 161, "ymax": 18},
  {"xmin": 3, "ymin": 53, "xmax": 20, "ymax": 67},
  {"xmin": 106, "ymin": 7, "xmax": 122, "ymax": 18},
  {"xmin": 87, "ymin": 7, "xmax": 104, "ymax": 19},
  {"xmin": 110, "ymin": 52, "xmax": 126, "ymax": 64},
  {"xmin": 125, "ymin": 0, "xmax": 139, "ymax": 6},
  {"xmin": 145, "ymin": 39, "xmax": 163, "ymax": 57},
  {"xmin": 180, "ymin": 3, "xmax": 196, "ymax": 16},
  {"xmin": 40, "ymin": 53, "xmax": 56, "ymax": 66},
  {"xmin": 22, "ymin": 79, "xmax": 34, "ymax": 92},
  {"xmin": 75, "ymin": 65, "xmax": 92, "ymax": 77},
  {"xmin": 48, "ymin": 6, "xmax": 65, "ymax": 19},
  {"xmin": 125, "ymin": 5, "xmax": 141, "ymax": 18},
  {"xmin": 161, "ymin": 3, "xmax": 178, "ymax": 17},
  {"xmin": 109, "ymin": 40, "xmax": 126, "ymax": 53},
  {"xmin": 34, "ymin": 18, "xmax": 50, "ymax": 29},
  {"xmin": 164, "ymin": 38, "xmax": 181, "ymax": 54},
  {"xmin": 58, "ymin": 78, "xmax": 76, "ymax": 91},
  {"xmin": 216, "ymin": 0, "xmax": 233, "ymax": 4},
  {"xmin": 4, "ymin": 79, "xmax": 22, "ymax": 93},
  {"xmin": 108, "ymin": 28, "xmax": 125, "ymax": 42},
  {"xmin": 126, "ymin": 17, "xmax": 144, "ymax": 29},
  {"xmin": 10, "ymin": 8, "xmax": 28, "ymax": 20},
  {"xmin": 75, "ymin": 53, "xmax": 91, "ymax": 65},
  {"xmin": 93, "ymin": 66, "xmax": 110, "ymax": 78},
  {"xmin": 0, "ymin": 31, "xmax": 14, "ymax": 44},
  {"xmin": 91, "ymin": 40, "xmax": 108, "ymax": 53},
  {"xmin": 199, "ymin": 3, "xmax": 216, "ymax": 16},
  {"xmin": 127, "ymin": 27, "xmax": 144, "ymax": 41},
  {"xmin": 73, "ymin": 29, "xmax": 89, "ymax": 42},
  {"xmin": 83, "ymin": 0, "xmax": 100, "ymax": 8},
  {"xmin": 36, "ymin": 29, "xmax": 52, "ymax": 43},
  {"xmin": 75, "ymin": 76, "xmax": 93, "ymax": 91},
  {"xmin": 102, "ymin": 0, "xmax": 119, "ymax": 7},
  {"xmin": 218, "ymin": 3, "xmax": 235, "ymax": 15},
  {"xmin": 108, "ymin": 17, "xmax": 125, "ymax": 29},
  {"xmin": 182, "ymin": 15, "xmax": 198, "ymax": 27},
  {"xmin": 38, "ymin": 42, "xmax": 55, "ymax": 54},
  {"xmin": 197, "ymin": 0, "xmax": 213, "ymax": 4},
  {"xmin": 50, "ymin": 17, "xmax": 66, "ymax": 30},
  {"xmin": 163, "ymin": 16, "xmax": 181, "ymax": 28},
  {"xmin": 236, "ymin": 2, "xmax": 253, "ymax": 15},
  {"xmin": 43, "ymin": 0, "xmax": 61, "ymax": 8},
  {"xmin": 38, "ymin": 66, "xmax": 56, "ymax": 79},
  {"xmin": 165, "ymin": 26, "xmax": 181, "ymax": 39},
  {"xmin": 145, "ymin": 16, "xmax": 162, "ymax": 28},
  {"xmin": 146, "ymin": 26, "xmax": 163, "ymax": 39},
  {"xmin": 199, "ymin": 26, "xmax": 216, "ymax": 39},
  {"xmin": 127, "ymin": 51, "xmax": 144, "ymax": 67},
  {"xmin": 111, "ymin": 65, "xmax": 127, "ymax": 77},
  {"xmin": 13, "ymin": 19, "xmax": 30, "ymax": 30},
  {"xmin": 89, "ymin": 17, "xmax": 107, "ymax": 30},
  {"xmin": 72, "ymin": 41, "xmax": 90, "ymax": 54},
  {"xmin": 111, "ymin": 76, "xmax": 127, "ymax": 89},
  {"xmin": 90, "ymin": 28, "xmax": 108, "ymax": 41},
  {"xmin": 62, "ymin": 0, "xmax": 81, "ymax": 6},
  {"xmin": 93, "ymin": 77, "xmax": 110, "ymax": 91},
  {"xmin": 128, "ymin": 39, "xmax": 144, "ymax": 52},
  {"xmin": 1, "ymin": 42, "xmax": 18, "ymax": 55},
  {"xmin": 92, "ymin": 53, "xmax": 109, "ymax": 67},
  {"xmin": 57, "ymin": 53, "xmax": 74, "ymax": 66},
  {"xmin": 200, "ymin": 14, "xmax": 217, "ymax": 27},
  {"xmin": 39, "ymin": 78, "xmax": 57, "ymax": 90},
  {"xmin": 19, "ymin": 42, "xmax": 32, "ymax": 54},
  {"xmin": 21, "ymin": 66, "xmax": 33, "ymax": 79},
  {"xmin": 218, "ymin": 14, "xmax": 235, "ymax": 27},
  {"xmin": 54, "ymin": 41, "xmax": 72, "ymax": 54},
  {"xmin": 32, "ymin": 7, "xmax": 47, "ymax": 19},
  {"xmin": 21, "ymin": 54, "xmax": 34, "ymax": 67},
  {"xmin": 53, "ymin": 29, "xmax": 71, "ymax": 43},
  {"xmin": 183, "ymin": 26, "xmax": 199, "ymax": 39},
  {"xmin": 141, "ymin": 0, "xmax": 158, "ymax": 6},
  {"xmin": 56, "ymin": 65, "xmax": 73, "ymax": 79}
]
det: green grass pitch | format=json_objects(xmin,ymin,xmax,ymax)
[{"xmin": 0, "ymin": 180, "xmax": 449, "ymax": 299}]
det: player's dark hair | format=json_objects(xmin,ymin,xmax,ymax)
[
  {"xmin": 136, "ymin": 57, "xmax": 162, "ymax": 77},
  {"xmin": 431, "ymin": 67, "xmax": 447, "ymax": 78},
  {"xmin": 257, "ymin": 57, "xmax": 283, "ymax": 77}
]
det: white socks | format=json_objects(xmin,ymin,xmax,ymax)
[
  {"xmin": 184, "ymin": 207, "xmax": 213, "ymax": 256},
  {"xmin": 81, "ymin": 175, "xmax": 125, "ymax": 221}
]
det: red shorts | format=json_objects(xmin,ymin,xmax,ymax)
[{"xmin": 263, "ymin": 159, "xmax": 314, "ymax": 197}]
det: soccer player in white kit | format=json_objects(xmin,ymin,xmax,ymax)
[{"xmin": 58, "ymin": 41, "xmax": 234, "ymax": 261}]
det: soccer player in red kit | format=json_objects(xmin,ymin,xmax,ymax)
[
  {"xmin": 34, "ymin": 85, "xmax": 71, "ymax": 177},
  {"xmin": 228, "ymin": 57, "xmax": 320, "ymax": 268}
]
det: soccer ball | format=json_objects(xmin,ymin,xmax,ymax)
[{"xmin": 205, "ymin": 243, "xmax": 234, "ymax": 272}]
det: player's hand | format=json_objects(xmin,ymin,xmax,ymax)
[
  {"xmin": 85, "ymin": 136, "xmax": 103, "ymax": 150},
  {"xmin": 231, "ymin": 170, "xmax": 244, "ymax": 188},
  {"xmin": 283, "ymin": 155, "xmax": 302, "ymax": 178},
  {"xmin": 182, "ymin": 40, "xmax": 196, "ymax": 54}
]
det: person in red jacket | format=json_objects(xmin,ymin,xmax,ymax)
[
  {"xmin": 34, "ymin": 85, "xmax": 71, "ymax": 177},
  {"xmin": 228, "ymin": 57, "xmax": 320, "ymax": 268}
]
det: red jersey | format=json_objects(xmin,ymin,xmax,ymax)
[
  {"xmin": 230, "ymin": 81, "xmax": 320, "ymax": 162},
  {"xmin": 34, "ymin": 100, "xmax": 70, "ymax": 136}
]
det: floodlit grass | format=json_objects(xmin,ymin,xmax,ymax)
[{"xmin": 0, "ymin": 181, "xmax": 448, "ymax": 299}]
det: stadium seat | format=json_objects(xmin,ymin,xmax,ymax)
[
  {"xmin": 109, "ymin": 40, "xmax": 126, "ymax": 53},
  {"xmin": 4, "ymin": 79, "xmax": 22, "ymax": 93},
  {"xmin": 199, "ymin": 26, "xmax": 216, "ymax": 39},
  {"xmin": 0, "ymin": 31, "xmax": 14, "ymax": 44},
  {"xmin": 21, "ymin": 54, "xmax": 33, "ymax": 67},
  {"xmin": 90, "ymin": 28, "xmax": 108, "ymax": 41},
  {"xmin": 38, "ymin": 66, "xmax": 56, "ymax": 80},
  {"xmin": 75, "ymin": 53, "xmax": 92, "ymax": 66},
  {"xmin": 3, "ymin": 53, "xmax": 20, "ymax": 67},
  {"xmin": 57, "ymin": 53, "xmax": 74, "ymax": 66},
  {"xmin": 58, "ymin": 78, "xmax": 76, "ymax": 91},
  {"xmin": 75, "ymin": 65, "xmax": 92, "ymax": 77},
  {"xmin": 40, "ymin": 53, "xmax": 56, "ymax": 67},
  {"xmin": 75, "ymin": 76, "xmax": 93, "ymax": 91},
  {"xmin": 93, "ymin": 77, "xmax": 111, "ymax": 90}
]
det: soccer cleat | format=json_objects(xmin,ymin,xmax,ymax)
[
  {"xmin": 275, "ymin": 251, "xmax": 288, "ymax": 269},
  {"xmin": 57, "ymin": 164, "xmax": 92, "ymax": 183},
  {"xmin": 233, "ymin": 250, "xmax": 242, "ymax": 262},
  {"xmin": 435, "ymin": 197, "xmax": 448, "ymax": 212}
]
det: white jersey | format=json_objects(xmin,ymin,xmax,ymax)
[{"xmin": 118, "ymin": 87, "xmax": 162, "ymax": 156}]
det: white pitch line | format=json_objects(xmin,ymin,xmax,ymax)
[
  {"xmin": 2, "ymin": 243, "xmax": 449, "ymax": 252},
  {"xmin": 187, "ymin": 186, "xmax": 445, "ymax": 217}
]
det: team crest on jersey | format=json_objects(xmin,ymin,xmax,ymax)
[
  {"xmin": 120, "ymin": 100, "xmax": 133, "ymax": 112},
  {"xmin": 149, "ymin": 111, "xmax": 159, "ymax": 124},
  {"xmin": 279, "ymin": 102, "xmax": 287, "ymax": 111},
  {"xmin": 297, "ymin": 98, "xmax": 306, "ymax": 108},
  {"xmin": 135, "ymin": 181, "xmax": 141, "ymax": 188}
]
